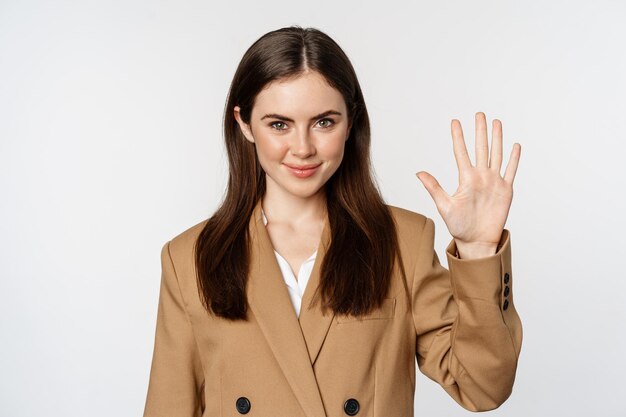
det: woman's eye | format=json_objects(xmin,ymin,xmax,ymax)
[
  {"xmin": 270, "ymin": 121, "xmax": 287, "ymax": 130},
  {"xmin": 317, "ymin": 118, "xmax": 335, "ymax": 128}
]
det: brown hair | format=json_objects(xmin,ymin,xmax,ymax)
[{"xmin": 194, "ymin": 25, "xmax": 403, "ymax": 321}]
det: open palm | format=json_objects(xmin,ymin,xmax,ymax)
[{"xmin": 416, "ymin": 112, "xmax": 521, "ymax": 248}]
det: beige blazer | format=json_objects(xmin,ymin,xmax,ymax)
[{"xmin": 143, "ymin": 199, "xmax": 522, "ymax": 417}]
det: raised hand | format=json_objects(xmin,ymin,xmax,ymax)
[{"xmin": 415, "ymin": 112, "xmax": 521, "ymax": 259}]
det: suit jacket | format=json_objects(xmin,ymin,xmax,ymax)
[{"xmin": 143, "ymin": 199, "xmax": 522, "ymax": 417}]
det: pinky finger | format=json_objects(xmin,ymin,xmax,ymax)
[{"xmin": 503, "ymin": 143, "xmax": 521, "ymax": 185}]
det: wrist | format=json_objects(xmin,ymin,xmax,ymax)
[{"xmin": 454, "ymin": 240, "xmax": 498, "ymax": 259}]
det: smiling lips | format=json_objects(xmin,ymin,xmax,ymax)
[{"xmin": 284, "ymin": 162, "xmax": 322, "ymax": 178}]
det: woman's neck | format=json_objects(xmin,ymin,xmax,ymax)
[{"xmin": 261, "ymin": 189, "xmax": 327, "ymax": 228}]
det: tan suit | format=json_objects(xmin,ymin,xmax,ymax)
[{"xmin": 143, "ymin": 199, "xmax": 522, "ymax": 416}]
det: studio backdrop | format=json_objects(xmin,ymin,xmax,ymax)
[{"xmin": 1, "ymin": 0, "xmax": 624, "ymax": 416}]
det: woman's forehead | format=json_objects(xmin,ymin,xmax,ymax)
[{"xmin": 253, "ymin": 73, "xmax": 346, "ymax": 118}]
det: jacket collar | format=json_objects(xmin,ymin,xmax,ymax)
[{"xmin": 246, "ymin": 198, "xmax": 334, "ymax": 417}]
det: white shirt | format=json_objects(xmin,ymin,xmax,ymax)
[{"xmin": 261, "ymin": 208, "xmax": 317, "ymax": 318}]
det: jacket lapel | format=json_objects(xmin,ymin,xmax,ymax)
[
  {"xmin": 246, "ymin": 199, "xmax": 332, "ymax": 417},
  {"xmin": 297, "ymin": 213, "xmax": 335, "ymax": 366}
]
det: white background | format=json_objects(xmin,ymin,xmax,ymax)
[{"xmin": 1, "ymin": 0, "xmax": 625, "ymax": 416}]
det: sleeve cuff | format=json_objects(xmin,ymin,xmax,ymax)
[{"xmin": 445, "ymin": 229, "xmax": 512, "ymax": 303}]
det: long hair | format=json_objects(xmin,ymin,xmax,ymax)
[{"xmin": 195, "ymin": 26, "xmax": 403, "ymax": 321}]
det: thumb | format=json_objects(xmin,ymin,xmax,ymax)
[{"xmin": 415, "ymin": 171, "xmax": 449, "ymax": 208}]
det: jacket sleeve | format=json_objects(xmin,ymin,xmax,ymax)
[
  {"xmin": 411, "ymin": 217, "xmax": 523, "ymax": 412},
  {"xmin": 143, "ymin": 241, "xmax": 205, "ymax": 417}
]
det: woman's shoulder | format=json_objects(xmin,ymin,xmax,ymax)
[
  {"xmin": 164, "ymin": 218, "xmax": 210, "ymax": 261},
  {"xmin": 384, "ymin": 205, "xmax": 433, "ymax": 267},
  {"xmin": 385, "ymin": 204, "xmax": 429, "ymax": 231}
]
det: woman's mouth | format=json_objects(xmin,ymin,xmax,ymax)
[{"xmin": 284, "ymin": 163, "xmax": 322, "ymax": 178}]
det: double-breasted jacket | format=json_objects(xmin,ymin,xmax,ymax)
[{"xmin": 143, "ymin": 200, "xmax": 523, "ymax": 416}]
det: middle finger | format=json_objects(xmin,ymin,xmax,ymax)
[{"xmin": 475, "ymin": 112, "xmax": 489, "ymax": 168}]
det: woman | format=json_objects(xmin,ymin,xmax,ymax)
[{"xmin": 143, "ymin": 26, "xmax": 522, "ymax": 417}]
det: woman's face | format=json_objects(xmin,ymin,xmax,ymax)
[{"xmin": 234, "ymin": 71, "xmax": 351, "ymax": 201}]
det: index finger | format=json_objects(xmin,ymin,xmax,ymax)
[{"xmin": 451, "ymin": 119, "xmax": 473, "ymax": 172}]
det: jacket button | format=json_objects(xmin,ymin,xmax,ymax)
[
  {"xmin": 503, "ymin": 299, "xmax": 509, "ymax": 310},
  {"xmin": 235, "ymin": 397, "xmax": 251, "ymax": 414},
  {"xmin": 504, "ymin": 273, "xmax": 510, "ymax": 284},
  {"xmin": 344, "ymin": 398, "xmax": 360, "ymax": 415},
  {"xmin": 504, "ymin": 285, "xmax": 510, "ymax": 297}
]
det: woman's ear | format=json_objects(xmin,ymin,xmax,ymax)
[{"xmin": 233, "ymin": 105, "xmax": 255, "ymax": 143}]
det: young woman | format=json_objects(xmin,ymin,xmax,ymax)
[{"xmin": 143, "ymin": 26, "xmax": 522, "ymax": 417}]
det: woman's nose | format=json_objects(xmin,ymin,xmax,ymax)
[{"xmin": 289, "ymin": 130, "xmax": 316, "ymax": 158}]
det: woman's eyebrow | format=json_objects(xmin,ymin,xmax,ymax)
[{"xmin": 260, "ymin": 109, "xmax": 342, "ymax": 122}]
